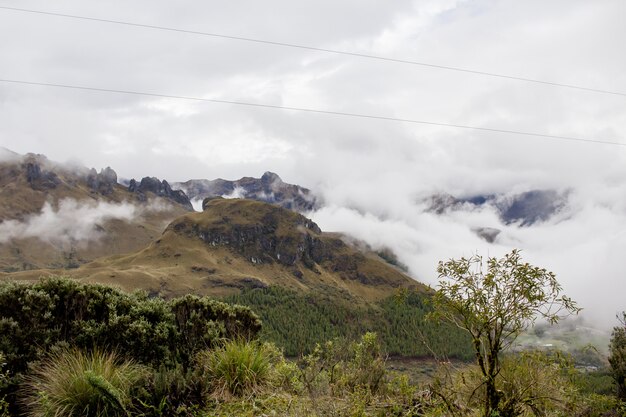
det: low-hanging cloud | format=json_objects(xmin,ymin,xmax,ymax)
[
  {"xmin": 310, "ymin": 180, "xmax": 626, "ymax": 329},
  {"xmin": 0, "ymin": 198, "xmax": 168, "ymax": 246}
]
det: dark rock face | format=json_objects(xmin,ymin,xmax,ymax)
[
  {"xmin": 427, "ymin": 189, "xmax": 567, "ymax": 227},
  {"xmin": 174, "ymin": 211, "xmax": 324, "ymax": 269},
  {"xmin": 23, "ymin": 160, "xmax": 60, "ymax": 191},
  {"xmin": 167, "ymin": 199, "xmax": 409, "ymax": 287},
  {"xmin": 174, "ymin": 172, "xmax": 318, "ymax": 212},
  {"xmin": 473, "ymin": 227, "xmax": 501, "ymax": 243},
  {"xmin": 128, "ymin": 176, "xmax": 193, "ymax": 210},
  {"xmin": 86, "ymin": 167, "xmax": 118, "ymax": 195},
  {"xmin": 497, "ymin": 190, "xmax": 564, "ymax": 226}
]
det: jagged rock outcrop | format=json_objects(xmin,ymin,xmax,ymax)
[
  {"xmin": 86, "ymin": 167, "xmax": 118, "ymax": 195},
  {"xmin": 22, "ymin": 155, "xmax": 61, "ymax": 191},
  {"xmin": 496, "ymin": 190, "xmax": 565, "ymax": 226},
  {"xmin": 170, "ymin": 199, "xmax": 324, "ymax": 269},
  {"xmin": 128, "ymin": 176, "xmax": 193, "ymax": 211},
  {"xmin": 174, "ymin": 171, "xmax": 318, "ymax": 212}
]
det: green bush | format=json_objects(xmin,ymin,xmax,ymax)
[
  {"xmin": 299, "ymin": 332, "xmax": 387, "ymax": 400},
  {"xmin": 132, "ymin": 364, "xmax": 206, "ymax": 417},
  {"xmin": 610, "ymin": 313, "xmax": 626, "ymax": 400},
  {"xmin": 431, "ymin": 351, "xmax": 580, "ymax": 416},
  {"xmin": 20, "ymin": 348, "xmax": 146, "ymax": 417},
  {"xmin": 197, "ymin": 340, "xmax": 277, "ymax": 398},
  {"xmin": 0, "ymin": 277, "xmax": 260, "ymax": 375},
  {"xmin": 0, "ymin": 353, "xmax": 8, "ymax": 417},
  {"xmin": 0, "ymin": 277, "xmax": 261, "ymax": 414}
]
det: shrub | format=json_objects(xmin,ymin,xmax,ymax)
[
  {"xmin": 0, "ymin": 278, "xmax": 261, "ymax": 375},
  {"xmin": 20, "ymin": 348, "xmax": 146, "ymax": 417},
  {"xmin": 132, "ymin": 364, "xmax": 206, "ymax": 417},
  {"xmin": 343, "ymin": 332, "xmax": 386, "ymax": 393},
  {"xmin": 0, "ymin": 353, "xmax": 8, "ymax": 417},
  {"xmin": 0, "ymin": 278, "xmax": 261, "ymax": 414},
  {"xmin": 299, "ymin": 332, "xmax": 387, "ymax": 400},
  {"xmin": 431, "ymin": 351, "xmax": 579, "ymax": 416},
  {"xmin": 197, "ymin": 340, "xmax": 277, "ymax": 398},
  {"xmin": 610, "ymin": 313, "xmax": 626, "ymax": 400}
]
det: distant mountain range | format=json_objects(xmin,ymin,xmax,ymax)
[
  {"xmin": 0, "ymin": 149, "xmax": 571, "ymax": 273},
  {"xmin": 173, "ymin": 171, "xmax": 318, "ymax": 212},
  {"xmin": 426, "ymin": 190, "xmax": 567, "ymax": 226},
  {"xmin": 2, "ymin": 148, "xmax": 573, "ymax": 358},
  {"xmin": 425, "ymin": 189, "xmax": 568, "ymax": 243},
  {"xmin": 0, "ymin": 150, "xmax": 412, "ymax": 300},
  {"xmin": 0, "ymin": 150, "xmax": 319, "ymax": 272},
  {"xmin": 1, "ymin": 149, "xmax": 474, "ymax": 360}
]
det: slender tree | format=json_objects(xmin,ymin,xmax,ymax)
[
  {"xmin": 431, "ymin": 249, "xmax": 580, "ymax": 417},
  {"xmin": 609, "ymin": 312, "xmax": 626, "ymax": 400}
]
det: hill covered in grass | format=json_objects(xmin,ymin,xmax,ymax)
[
  {"xmin": 2, "ymin": 197, "xmax": 472, "ymax": 359},
  {"xmin": 0, "ymin": 152, "xmax": 191, "ymax": 272},
  {"xmin": 5, "ymin": 198, "xmax": 419, "ymax": 299}
]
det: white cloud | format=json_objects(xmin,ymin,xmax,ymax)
[
  {"xmin": 1, "ymin": 0, "xmax": 626, "ymax": 326},
  {"xmin": 0, "ymin": 198, "xmax": 169, "ymax": 246}
]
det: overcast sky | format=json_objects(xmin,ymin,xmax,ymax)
[{"xmin": 1, "ymin": 0, "xmax": 626, "ymax": 326}]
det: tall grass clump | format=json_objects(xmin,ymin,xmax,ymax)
[
  {"xmin": 21, "ymin": 348, "xmax": 146, "ymax": 417},
  {"xmin": 0, "ymin": 353, "xmax": 9, "ymax": 417},
  {"xmin": 197, "ymin": 340, "xmax": 276, "ymax": 398}
]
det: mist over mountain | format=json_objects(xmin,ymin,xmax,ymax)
[
  {"xmin": 1, "ymin": 147, "xmax": 624, "ymax": 329},
  {"xmin": 173, "ymin": 171, "xmax": 318, "ymax": 213}
]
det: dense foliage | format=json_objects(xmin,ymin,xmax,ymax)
[
  {"xmin": 0, "ymin": 277, "xmax": 260, "ymax": 403},
  {"xmin": 0, "ymin": 277, "xmax": 622, "ymax": 416},
  {"xmin": 226, "ymin": 285, "xmax": 473, "ymax": 360}
]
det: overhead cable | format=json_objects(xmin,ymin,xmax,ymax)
[
  {"xmin": 0, "ymin": 6, "xmax": 625, "ymax": 98},
  {"xmin": 1, "ymin": 78, "xmax": 623, "ymax": 147}
]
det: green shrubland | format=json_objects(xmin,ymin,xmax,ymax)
[{"xmin": 0, "ymin": 277, "xmax": 624, "ymax": 416}]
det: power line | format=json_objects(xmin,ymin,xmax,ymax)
[
  {"xmin": 1, "ymin": 5, "xmax": 625, "ymax": 98},
  {"xmin": 1, "ymin": 78, "xmax": 623, "ymax": 147}
]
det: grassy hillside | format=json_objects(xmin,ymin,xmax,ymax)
[
  {"xmin": 0, "ymin": 153, "xmax": 189, "ymax": 272},
  {"xmin": 0, "ymin": 198, "xmax": 475, "ymax": 359},
  {"xmin": 2, "ymin": 198, "xmax": 423, "ymax": 300}
]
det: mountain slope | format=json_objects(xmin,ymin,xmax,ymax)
[
  {"xmin": 6, "ymin": 198, "xmax": 421, "ymax": 301},
  {"xmin": 1, "ymin": 197, "xmax": 474, "ymax": 359},
  {"xmin": 0, "ymin": 152, "xmax": 191, "ymax": 271}
]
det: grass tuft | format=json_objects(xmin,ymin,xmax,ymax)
[
  {"xmin": 197, "ymin": 340, "xmax": 276, "ymax": 398},
  {"xmin": 20, "ymin": 348, "xmax": 146, "ymax": 417}
]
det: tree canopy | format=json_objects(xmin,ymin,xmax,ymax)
[{"xmin": 431, "ymin": 249, "xmax": 580, "ymax": 417}]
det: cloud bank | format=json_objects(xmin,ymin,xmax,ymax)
[
  {"xmin": 1, "ymin": 0, "xmax": 626, "ymax": 326},
  {"xmin": 0, "ymin": 199, "xmax": 168, "ymax": 246}
]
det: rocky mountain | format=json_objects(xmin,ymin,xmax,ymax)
[
  {"xmin": 174, "ymin": 171, "xmax": 318, "ymax": 212},
  {"xmin": 0, "ymin": 152, "xmax": 191, "ymax": 272},
  {"xmin": 427, "ymin": 189, "xmax": 568, "ymax": 226},
  {"xmin": 128, "ymin": 176, "xmax": 193, "ymax": 210},
  {"xmin": 3, "ymin": 198, "xmax": 421, "ymax": 301}
]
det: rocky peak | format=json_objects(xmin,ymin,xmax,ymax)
[
  {"xmin": 260, "ymin": 171, "xmax": 282, "ymax": 186},
  {"xmin": 86, "ymin": 166, "xmax": 118, "ymax": 195},
  {"xmin": 22, "ymin": 154, "xmax": 60, "ymax": 191},
  {"xmin": 174, "ymin": 172, "xmax": 318, "ymax": 213},
  {"xmin": 129, "ymin": 176, "xmax": 193, "ymax": 210}
]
